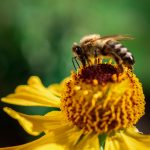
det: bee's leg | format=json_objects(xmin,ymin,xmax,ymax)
[
  {"xmin": 72, "ymin": 57, "xmax": 80, "ymax": 71},
  {"xmin": 83, "ymin": 55, "xmax": 91, "ymax": 66},
  {"xmin": 94, "ymin": 49, "xmax": 98, "ymax": 65},
  {"xmin": 86, "ymin": 58, "xmax": 92, "ymax": 66},
  {"xmin": 79, "ymin": 55, "xmax": 87, "ymax": 67},
  {"xmin": 128, "ymin": 65, "xmax": 134, "ymax": 71},
  {"xmin": 97, "ymin": 56, "xmax": 102, "ymax": 64},
  {"xmin": 125, "ymin": 63, "xmax": 134, "ymax": 71},
  {"xmin": 111, "ymin": 52, "xmax": 123, "ymax": 73},
  {"xmin": 72, "ymin": 57, "xmax": 77, "ymax": 71},
  {"xmin": 94, "ymin": 58, "xmax": 97, "ymax": 65}
]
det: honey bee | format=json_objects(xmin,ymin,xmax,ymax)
[{"xmin": 72, "ymin": 34, "xmax": 135, "ymax": 72}]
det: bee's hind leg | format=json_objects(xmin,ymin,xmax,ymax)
[{"xmin": 111, "ymin": 52, "xmax": 124, "ymax": 73}]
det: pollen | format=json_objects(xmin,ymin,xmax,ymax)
[{"xmin": 61, "ymin": 64, "xmax": 145, "ymax": 135}]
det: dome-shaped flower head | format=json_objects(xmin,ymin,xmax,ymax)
[{"xmin": 0, "ymin": 62, "xmax": 150, "ymax": 150}]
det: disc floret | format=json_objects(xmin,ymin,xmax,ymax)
[{"xmin": 61, "ymin": 64, "xmax": 145, "ymax": 134}]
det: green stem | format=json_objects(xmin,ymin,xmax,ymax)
[{"xmin": 98, "ymin": 134, "xmax": 107, "ymax": 150}]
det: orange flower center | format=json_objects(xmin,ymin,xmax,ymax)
[{"xmin": 61, "ymin": 64, "xmax": 145, "ymax": 134}]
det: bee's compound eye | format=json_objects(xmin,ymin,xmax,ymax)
[{"xmin": 75, "ymin": 47, "xmax": 82, "ymax": 55}]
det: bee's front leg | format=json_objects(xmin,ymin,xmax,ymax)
[
  {"xmin": 86, "ymin": 58, "xmax": 92, "ymax": 66},
  {"xmin": 72, "ymin": 56, "xmax": 80, "ymax": 71}
]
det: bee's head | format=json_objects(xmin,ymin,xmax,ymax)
[{"xmin": 72, "ymin": 43, "xmax": 82, "ymax": 56}]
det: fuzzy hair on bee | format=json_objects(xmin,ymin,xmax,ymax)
[{"xmin": 72, "ymin": 34, "xmax": 134, "ymax": 72}]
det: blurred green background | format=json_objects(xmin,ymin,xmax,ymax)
[{"xmin": 0, "ymin": 0, "xmax": 150, "ymax": 147}]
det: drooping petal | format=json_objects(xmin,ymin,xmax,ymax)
[
  {"xmin": 48, "ymin": 77, "xmax": 70, "ymax": 97},
  {"xmin": 74, "ymin": 134, "xmax": 100, "ymax": 150},
  {"xmin": 0, "ymin": 124, "xmax": 83, "ymax": 150},
  {"xmin": 105, "ymin": 126, "xmax": 150, "ymax": 150},
  {"xmin": 0, "ymin": 133, "xmax": 64, "ymax": 150},
  {"xmin": 1, "ymin": 76, "xmax": 60, "ymax": 108},
  {"xmin": 3, "ymin": 107, "xmax": 65, "ymax": 136}
]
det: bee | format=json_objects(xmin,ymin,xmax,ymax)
[{"xmin": 72, "ymin": 34, "xmax": 135, "ymax": 72}]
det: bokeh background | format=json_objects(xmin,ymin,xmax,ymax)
[{"xmin": 0, "ymin": 0, "xmax": 150, "ymax": 147}]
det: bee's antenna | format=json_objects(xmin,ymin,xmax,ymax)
[{"xmin": 72, "ymin": 57, "xmax": 80, "ymax": 71}]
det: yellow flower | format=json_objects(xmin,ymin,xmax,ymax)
[{"xmin": 1, "ymin": 63, "xmax": 150, "ymax": 150}]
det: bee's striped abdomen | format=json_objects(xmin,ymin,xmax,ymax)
[{"xmin": 103, "ymin": 41, "xmax": 135, "ymax": 67}]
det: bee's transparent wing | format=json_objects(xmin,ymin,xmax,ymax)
[
  {"xmin": 82, "ymin": 34, "xmax": 133, "ymax": 47},
  {"xmin": 99, "ymin": 35, "xmax": 133, "ymax": 41}
]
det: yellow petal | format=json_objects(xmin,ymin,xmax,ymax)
[
  {"xmin": 0, "ymin": 124, "xmax": 83, "ymax": 150},
  {"xmin": 3, "ymin": 107, "xmax": 65, "ymax": 136},
  {"xmin": 48, "ymin": 124, "xmax": 84, "ymax": 147},
  {"xmin": 105, "ymin": 126, "xmax": 150, "ymax": 150},
  {"xmin": 1, "ymin": 76, "xmax": 60, "ymax": 108},
  {"xmin": 48, "ymin": 84, "xmax": 62, "ymax": 97},
  {"xmin": 75, "ymin": 134, "xmax": 100, "ymax": 150},
  {"xmin": 0, "ymin": 133, "xmax": 64, "ymax": 150},
  {"xmin": 48, "ymin": 77, "xmax": 70, "ymax": 97}
]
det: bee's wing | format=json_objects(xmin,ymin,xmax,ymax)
[
  {"xmin": 83, "ymin": 35, "xmax": 133, "ymax": 46},
  {"xmin": 99, "ymin": 35, "xmax": 133, "ymax": 41}
]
